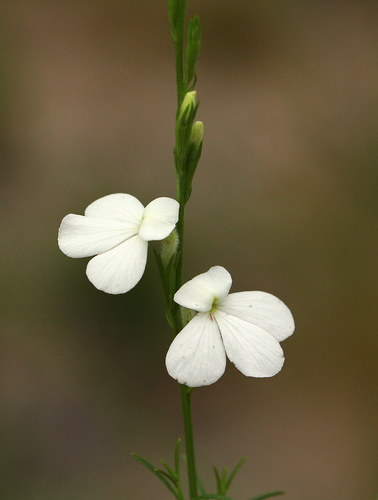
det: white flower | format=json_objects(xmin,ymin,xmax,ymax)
[
  {"xmin": 58, "ymin": 193, "xmax": 179, "ymax": 294},
  {"xmin": 166, "ymin": 266, "xmax": 295, "ymax": 387}
]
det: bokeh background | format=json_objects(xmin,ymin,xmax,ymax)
[{"xmin": 1, "ymin": 1, "xmax": 378, "ymax": 499}]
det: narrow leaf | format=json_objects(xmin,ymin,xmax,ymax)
[
  {"xmin": 196, "ymin": 472, "xmax": 207, "ymax": 496},
  {"xmin": 132, "ymin": 453, "xmax": 180, "ymax": 500},
  {"xmin": 247, "ymin": 491, "xmax": 285, "ymax": 500},
  {"xmin": 156, "ymin": 467, "xmax": 179, "ymax": 484},
  {"xmin": 161, "ymin": 459, "xmax": 179, "ymax": 482},
  {"xmin": 193, "ymin": 495, "xmax": 234, "ymax": 500},
  {"xmin": 213, "ymin": 466, "xmax": 222, "ymax": 493},
  {"xmin": 225, "ymin": 456, "xmax": 247, "ymax": 491},
  {"xmin": 220, "ymin": 466, "xmax": 228, "ymax": 493},
  {"xmin": 174, "ymin": 438, "xmax": 181, "ymax": 476}
]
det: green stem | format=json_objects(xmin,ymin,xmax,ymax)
[
  {"xmin": 168, "ymin": 1, "xmax": 198, "ymax": 498},
  {"xmin": 180, "ymin": 384, "xmax": 197, "ymax": 499},
  {"xmin": 175, "ymin": 133, "xmax": 198, "ymax": 500},
  {"xmin": 175, "ymin": 201, "xmax": 185, "ymax": 295}
]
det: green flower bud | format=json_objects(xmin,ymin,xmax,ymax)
[
  {"xmin": 180, "ymin": 306, "xmax": 196, "ymax": 326},
  {"xmin": 189, "ymin": 121, "xmax": 203, "ymax": 149},
  {"xmin": 160, "ymin": 228, "xmax": 179, "ymax": 267},
  {"xmin": 179, "ymin": 91, "xmax": 196, "ymax": 120}
]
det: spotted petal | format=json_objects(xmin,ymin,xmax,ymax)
[
  {"xmin": 86, "ymin": 235, "xmax": 148, "ymax": 294},
  {"xmin": 215, "ymin": 311, "xmax": 285, "ymax": 377},
  {"xmin": 165, "ymin": 312, "xmax": 226, "ymax": 387},
  {"xmin": 174, "ymin": 266, "xmax": 232, "ymax": 313},
  {"xmin": 138, "ymin": 197, "xmax": 180, "ymax": 241},
  {"xmin": 218, "ymin": 291, "xmax": 295, "ymax": 342}
]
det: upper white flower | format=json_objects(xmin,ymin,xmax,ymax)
[
  {"xmin": 58, "ymin": 193, "xmax": 179, "ymax": 294},
  {"xmin": 166, "ymin": 266, "xmax": 295, "ymax": 387}
]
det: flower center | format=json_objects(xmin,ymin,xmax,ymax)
[{"xmin": 210, "ymin": 297, "xmax": 219, "ymax": 315}]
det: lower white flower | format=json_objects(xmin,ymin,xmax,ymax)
[
  {"xmin": 58, "ymin": 193, "xmax": 179, "ymax": 294},
  {"xmin": 166, "ymin": 266, "xmax": 295, "ymax": 387}
]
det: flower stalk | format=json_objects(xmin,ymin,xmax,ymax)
[{"xmin": 166, "ymin": 1, "xmax": 203, "ymax": 497}]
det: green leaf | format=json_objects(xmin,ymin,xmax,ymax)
[
  {"xmin": 174, "ymin": 438, "xmax": 181, "ymax": 476},
  {"xmin": 155, "ymin": 467, "xmax": 179, "ymax": 483},
  {"xmin": 213, "ymin": 457, "xmax": 247, "ymax": 495},
  {"xmin": 161, "ymin": 459, "xmax": 179, "ymax": 482},
  {"xmin": 193, "ymin": 495, "xmax": 234, "ymax": 500},
  {"xmin": 132, "ymin": 453, "xmax": 181, "ymax": 500},
  {"xmin": 196, "ymin": 472, "xmax": 207, "ymax": 496},
  {"xmin": 220, "ymin": 466, "xmax": 228, "ymax": 493},
  {"xmin": 225, "ymin": 457, "xmax": 247, "ymax": 491},
  {"xmin": 247, "ymin": 491, "xmax": 285, "ymax": 500},
  {"xmin": 213, "ymin": 466, "xmax": 222, "ymax": 493}
]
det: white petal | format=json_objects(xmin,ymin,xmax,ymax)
[
  {"xmin": 165, "ymin": 312, "xmax": 226, "ymax": 387},
  {"xmin": 174, "ymin": 266, "xmax": 232, "ymax": 312},
  {"xmin": 86, "ymin": 235, "xmax": 148, "ymax": 294},
  {"xmin": 85, "ymin": 193, "xmax": 144, "ymax": 227},
  {"xmin": 138, "ymin": 197, "xmax": 179, "ymax": 241},
  {"xmin": 215, "ymin": 311, "xmax": 285, "ymax": 377},
  {"xmin": 58, "ymin": 214, "xmax": 136, "ymax": 258},
  {"xmin": 218, "ymin": 292, "xmax": 295, "ymax": 342}
]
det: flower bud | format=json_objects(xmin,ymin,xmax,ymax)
[
  {"xmin": 189, "ymin": 121, "xmax": 203, "ymax": 149},
  {"xmin": 179, "ymin": 91, "xmax": 196, "ymax": 120},
  {"xmin": 180, "ymin": 306, "xmax": 196, "ymax": 326},
  {"xmin": 160, "ymin": 228, "xmax": 179, "ymax": 267}
]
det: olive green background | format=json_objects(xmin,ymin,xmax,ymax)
[{"xmin": 1, "ymin": 1, "xmax": 378, "ymax": 499}]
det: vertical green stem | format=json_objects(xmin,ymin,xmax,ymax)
[
  {"xmin": 180, "ymin": 385, "xmax": 197, "ymax": 499},
  {"xmin": 170, "ymin": 1, "xmax": 198, "ymax": 498},
  {"xmin": 174, "ymin": 185, "xmax": 198, "ymax": 500},
  {"xmin": 175, "ymin": 201, "xmax": 185, "ymax": 293}
]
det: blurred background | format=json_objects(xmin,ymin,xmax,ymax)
[{"xmin": 1, "ymin": 0, "xmax": 378, "ymax": 498}]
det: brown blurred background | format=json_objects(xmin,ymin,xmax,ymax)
[{"xmin": 1, "ymin": 0, "xmax": 378, "ymax": 498}]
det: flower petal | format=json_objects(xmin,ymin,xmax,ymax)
[
  {"xmin": 86, "ymin": 235, "xmax": 148, "ymax": 294},
  {"xmin": 165, "ymin": 312, "xmax": 226, "ymax": 387},
  {"xmin": 218, "ymin": 292, "xmax": 294, "ymax": 342},
  {"xmin": 215, "ymin": 311, "xmax": 285, "ymax": 377},
  {"xmin": 58, "ymin": 214, "xmax": 135, "ymax": 258},
  {"xmin": 85, "ymin": 193, "xmax": 144, "ymax": 227},
  {"xmin": 138, "ymin": 197, "xmax": 179, "ymax": 241},
  {"xmin": 174, "ymin": 266, "xmax": 232, "ymax": 312}
]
